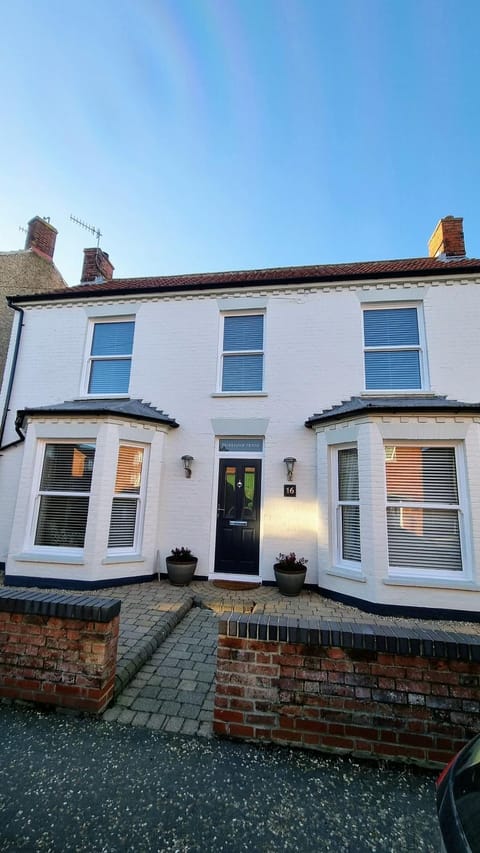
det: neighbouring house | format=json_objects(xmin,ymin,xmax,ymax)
[
  {"xmin": 1, "ymin": 215, "xmax": 480, "ymax": 620},
  {"xmin": 0, "ymin": 216, "xmax": 66, "ymax": 387}
]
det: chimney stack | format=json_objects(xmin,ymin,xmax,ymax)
[
  {"xmin": 25, "ymin": 216, "xmax": 58, "ymax": 260},
  {"xmin": 81, "ymin": 247, "xmax": 114, "ymax": 283},
  {"xmin": 428, "ymin": 216, "xmax": 466, "ymax": 259}
]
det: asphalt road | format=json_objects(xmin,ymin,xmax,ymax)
[{"xmin": 0, "ymin": 704, "xmax": 441, "ymax": 852}]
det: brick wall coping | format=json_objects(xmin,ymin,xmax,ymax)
[
  {"xmin": 0, "ymin": 589, "xmax": 121, "ymax": 622},
  {"xmin": 218, "ymin": 613, "xmax": 480, "ymax": 661}
]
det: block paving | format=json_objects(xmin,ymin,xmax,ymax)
[{"xmin": 1, "ymin": 575, "xmax": 479, "ymax": 737}]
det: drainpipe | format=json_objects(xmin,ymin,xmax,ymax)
[{"xmin": 0, "ymin": 303, "xmax": 25, "ymax": 451}]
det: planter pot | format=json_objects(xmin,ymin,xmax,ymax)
[
  {"xmin": 165, "ymin": 558, "xmax": 198, "ymax": 586},
  {"xmin": 274, "ymin": 564, "xmax": 307, "ymax": 597}
]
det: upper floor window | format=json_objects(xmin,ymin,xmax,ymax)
[
  {"xmin": 87, "ymin": 320, "xmax": 134, "ymax": 395},
  {"xmin": 33, "ymin": 442, "xmax": 96, "ymax": 549},
  {"xmin": 108, "ymin": 444, "xmax": 146, "ymax": 551},
  {"xmin": 220, "ymin": 314, "xmax": 264, "ymax": 392},
  {"xmin": 363, "ymin": 305, "xmax": 427, "ymax": 391},
  {"xmin": 334, "ymin": 446, "xmax": 361, "ymax": 566},
  {"xmin": 385, "ymin": 444, "xmax": 464, "ymax": 574}
]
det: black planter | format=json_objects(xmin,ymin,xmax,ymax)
[
  {"xmin": 274, "ymin": 564, "xmax": 307, "ymax": 597},
  {"xmin": 165, "ymin": 558, "xmax": 198, "ymax": 586}
]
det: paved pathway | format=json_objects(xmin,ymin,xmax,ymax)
[{"xmin": 104, "ymin": 606, "xmax": 217, "ymax": 736}]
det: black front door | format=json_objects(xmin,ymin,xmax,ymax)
[{"xmin": 214, "ymin": 459, "xmax": 261, "ymax": 575}]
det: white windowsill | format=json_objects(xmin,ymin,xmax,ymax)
[
  {"xmin": 361, "ymin": 390, "xmax": 434, "ymax": 397},
  {"xmin": 211, "ymin": 392, "xmax": 268, "ymax": 398},
  {"xmin": 76, "ymin": 394, "xmax": 130, "ymax": 401},
  {"xmin": 326, "ymin": 566, "xmax": 367, "ymax": 583},
  {"xmin": 101, "ymin": 554, "xmax": 145, "ymax": 565},
  {"xmin": 14, "ymin": 551, "xmax": 85, "ymax": 565},
  {"xmin": 383, "ymin": 576, "xmax": 479, "ymax": 591}
]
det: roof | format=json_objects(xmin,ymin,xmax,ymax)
[
  {"xmin": 17, "ymin": 399, "xmax": 179, "ymax": 429},
  {"xmin": 8, "ymin": 255, "xmax": 480, "ymax": 304},
  {"xmin": 305, "ymin": 396, "xmax": 480, "ymax": 428}
]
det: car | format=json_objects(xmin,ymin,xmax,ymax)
[{"xmin": 436, "ymin": 733, "xmax": 480, "ymax": 852}]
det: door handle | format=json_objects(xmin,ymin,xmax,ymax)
[{"xmin": 229, "ymin": 520, "xmax": 248, "ymax": 526}]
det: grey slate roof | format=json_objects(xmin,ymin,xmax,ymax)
[
  {"xmin": 305, "ymin": 396, "xmax": 480, "ymax": 428},
  {"xmin": 17, "ymin": 399, "xmax": 179, "ymax": 429}
]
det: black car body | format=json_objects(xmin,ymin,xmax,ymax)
[{"xmin": 436, "ymin": 734, "xmax": 480, "ymax": 852}]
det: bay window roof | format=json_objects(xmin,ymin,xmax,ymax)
[
  {"xmin": 16, "ymin": 399, "xmax": 179, "ymax": 429},
  {"xmin": 305, "ymin": 396, "xmax": 480, "ymax": 428}
]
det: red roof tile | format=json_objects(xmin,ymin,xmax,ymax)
[{"xmin": 10, "ymin": 255, "xmax": 480, "ymax": 303}]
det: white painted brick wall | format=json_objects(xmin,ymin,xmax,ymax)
[{"xmin": 1, "ymin": 279, "xmax": 480, "ymax": 611}]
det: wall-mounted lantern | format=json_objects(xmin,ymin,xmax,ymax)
[
  {"xmin": 181, "ymin": 455, "xmax": 194, "ymax": 478},
  {"xmin": 283, "ymin": 457, "xmax": 296, "ymax": 481}
]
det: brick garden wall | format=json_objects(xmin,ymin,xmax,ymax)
[
  {"xmin": 0, "ymin": 590, "xmax": 121, "ymax": 713},
  {"xmin": 214, "ymin": 614, "xmax": 480, "ymax": 768}
]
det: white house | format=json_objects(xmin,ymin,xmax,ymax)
[{"xmin": 1, "ymin": 215, "xmax": 480, "ymax": 619}]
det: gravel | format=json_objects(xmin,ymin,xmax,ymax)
[{"xmin": 0, "ymin": 703, "xmax": 440, "ymax": 852}]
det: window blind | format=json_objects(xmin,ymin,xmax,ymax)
[
  {"xmin": 364, "ymin": 307, "xmax": 422, "ymax": 390},
  {"xmin": 108, "ymin": 445, "xmax": 144, "ymax": 549},
  {"xmin": 365, "ymin": 351, "xmax": 421, "ymax": 390},
  {"xmin": 35, "ymin": 443, "xmax": 95, "ymax": 548},
  {"xmin": 222, "ymin": 354, "xmax": 263, "ymax": 391},
  {"xmin": 88, "ymin": 360, "xmax": 131, "ymax": 394},
  {"xmin": 338, "ymin": 448, "xmax": 361, "ymax": 562},
  {"xmin": 364, "ymin": 308, "xmax": 419, "ymax": 347},
  {"xmin": 223, "ymin": 315, "xmax": 263, "ymax": 351},
  {"xmin": 91, "ymin": 321, "xmax": 134, "ymax": 355},
  {"xmin": 386, "ymin": 446, "xmax": 462, "ymax": 571}
]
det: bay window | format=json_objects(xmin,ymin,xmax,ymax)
[
  {"xmin": 34, "ymin": 442, "xmax": 96, "ymax": 549},
  {"xmin": 335, "ymin": 446, "xmax": 361, "ymax": 565},
  {"xmin": 385, "ymin": 445, "xmax": 463, "ymax": 573},
  {"xmin": 108, "ymin": 444, "xmax": 145, "ymax": 550}
]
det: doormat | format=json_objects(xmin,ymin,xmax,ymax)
[{"xmin": 212, "ymin": 581, "xmax": 261, "ymax": 591}]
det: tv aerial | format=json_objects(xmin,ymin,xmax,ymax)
[{"xmin": 70, "ymin": 214, "xmax": 102, "ymax": 248}]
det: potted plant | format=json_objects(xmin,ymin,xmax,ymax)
[
  {"xmin": 165, "ymin": 547, "xmax": 198, "ymax": 586},
  {"xmin": 274, "ymin": 552, "xmax": 308, "ymax": 597}
]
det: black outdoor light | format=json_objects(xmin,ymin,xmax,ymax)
[
  {"xmin": 181, "ymin": 455, "xmax": 194, "ymax": 478},
  {"xmin": 283, "ymin": 457, "xmax": 296, "ymax": 481}
]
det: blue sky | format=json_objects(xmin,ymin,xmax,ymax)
[{"xmin": 1, "ymin": 0, "xmax": 479, "ymax": 285}]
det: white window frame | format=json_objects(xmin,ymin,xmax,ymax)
[
  {"xmin": 81, "ymin": 317, "xmax": 135, "ymax": 397},
  {"xmin": 362, "ymin": 302, "xmax": 429, "ymax": 393},
  {"xmin": 28, "ymin": 440, "xmax": 96, "ymax": 555},
  {"xmin": 331, "ymin": 444, "xmax": 362, "ymax": 570},
  {"xmin": 385, "ymin": 441, "xmax": 469, "ymax": 581},
  {"xmin": 217, "ymin": 311, "xmax": 265, "ymax": 394},
  {"xmin": 107, "ymin": 442, "xmax": 148, "ymax": 555}
]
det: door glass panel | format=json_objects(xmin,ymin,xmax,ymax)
[
  {"xmin": 242, "ymin": 467, "xmax": 256, "ymax": 519},
  {"xmin": 225, "ymin": 466, "xmax": 236, "ymax": 517}
]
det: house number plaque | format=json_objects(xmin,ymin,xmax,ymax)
[{"xmin": 284, "ymin": 485, "xmax": 296, "ymax": 497}]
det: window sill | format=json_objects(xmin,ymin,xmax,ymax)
[
  {"xmin": 383, "ymin": 576, "xmax": 479, "ymax": 591},
  {"xmin": 76, "ymin": 394, "xmax": 131, "ymax": 400},
  {"xmin": 361, "ymin": 390, "xmax": 434, "ymax": 397},
  {"xmin": 14, "ymin": 551, "xmax": 85, "ymax": 565},
  {"xmin": 326, "ymin": 566, "xmax": 367, "ymax": 583},
  {"xmin": 211, "ymin": 392, "xmax": 268, "ymax": 398},
  {"xmin": 102, "ymin": 554, "xmax": 145, "ymax": 565}
]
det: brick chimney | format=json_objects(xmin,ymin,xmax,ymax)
[
  {"xmin": 428, "ymin": 216, "xmax": 466, "ymax": 259},
  {"xmin": 81, "ymin": 247, "xmax": 114, "ymax": 283},
  {"xmin": 25, "ymin": 216, "xmax": 58, "ymax": 260}
]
